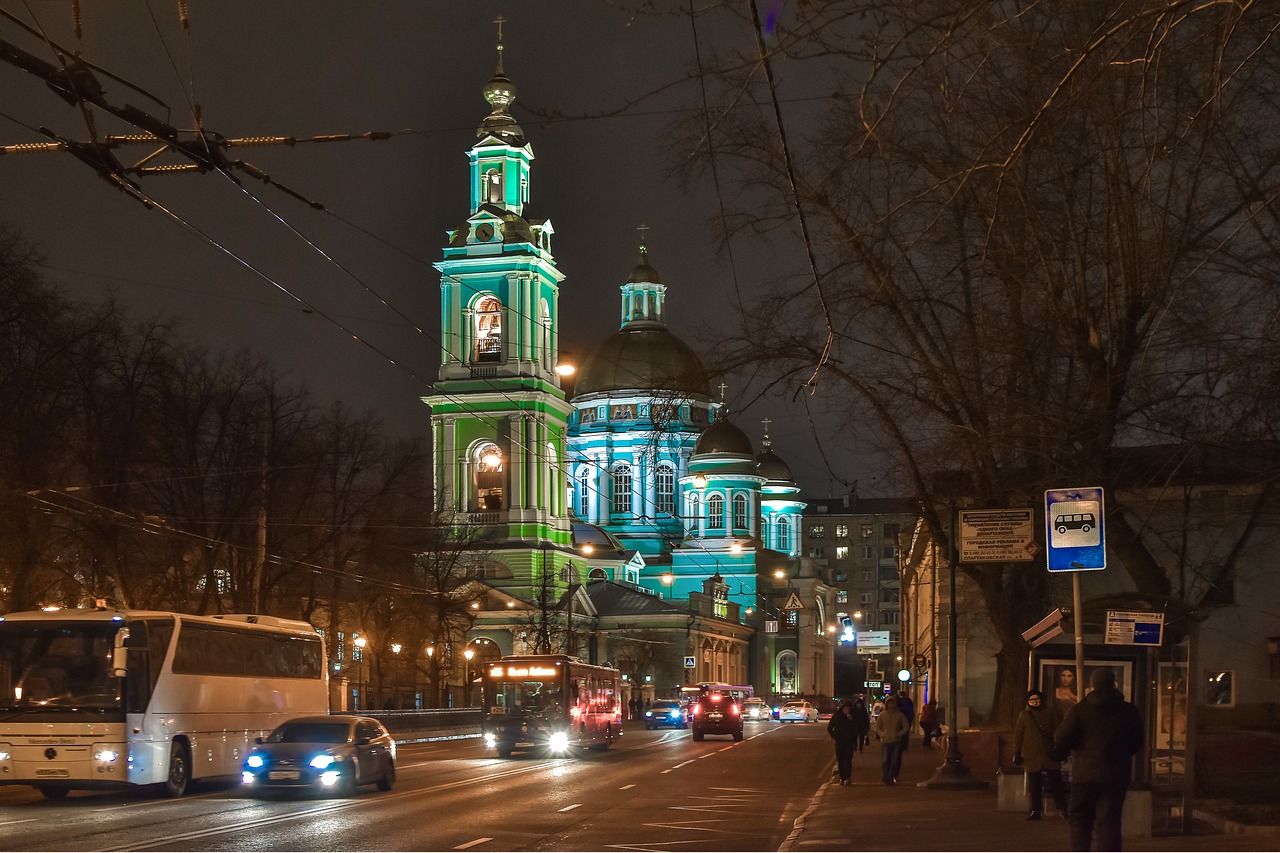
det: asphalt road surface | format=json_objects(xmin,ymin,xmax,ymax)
[{"xmin": 0, "ymin": 719, "xmax": 831, "ymax": 851}]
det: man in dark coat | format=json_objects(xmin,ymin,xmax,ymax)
[
  {"xmin": 851, "ymin": 697, "xmax": 872, "ymax": 752},
  {"xmin": 827, "ymin": 701, "xmax": 858, "ymax": 785},
  {"xmin": 1054, "ymin": 668, "xmax": 1144, "ymax": 851},
  {"xmin": 896, "ymin": 690, "xmax": 915, "ymax": 753}
]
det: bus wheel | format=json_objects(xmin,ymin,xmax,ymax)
[
  {"xmin": 164, "ymin": 742, "xmax": 191, "ymax": 798},
  {"xmin": 38, "ymin": 784, "xmax": 70, "ymax": 799},
  {"xmin": 377, "ymin": 760, "xmax": 395, "ymax": 792},
  {"xmin": 592, "ymin": 725, "xmax": 613, "ymax": 751}
]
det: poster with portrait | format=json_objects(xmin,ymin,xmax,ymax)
[
  {"xmin": 1155, "ymin": 662, "xmax": 1188, "ymax": 751},
  {"xmin": 1037, "ymin": 659, "xmax": 1133, "ymax": 718}
]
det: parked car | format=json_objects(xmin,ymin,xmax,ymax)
[
  {"xmin": 689, "ymin": 688, "xmax": 744, "ymax": 741},
  {"xmin": 242, "ymin": 715, "xmax": 396, "ymax": 796},
  {"xmin": 644, "ymin": 699, "xmax": 688, "ymax": 729},
  {"xmin": 778, "ymin": 700, "xmax": 819, "ymax": 723},
  {"xmin": 742, "ymin": 697, "xmax": 771, "ymax": 721}
]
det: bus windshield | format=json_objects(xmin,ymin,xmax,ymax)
[
  {"xmin": 0, "ymin": 621, "xmax": 122, "ymax": 713},
  {"xmin": 488, "ymin": 677, "xmax": 564, "ymax": 717}
]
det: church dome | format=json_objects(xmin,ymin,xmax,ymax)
[
  {"xmin": 575, "ymin": 327, "xmax": 711, "ymax": 397},
  {"xmin": 755, "ymin": 448, "xmax": 794, "ymax": 483},
  {"xmin": 693, "ymin": 418, "xmax": 754, "ymax": 456}
]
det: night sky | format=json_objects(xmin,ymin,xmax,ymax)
[{"xmin": 1, "ymin": 1, "xmax": 882, "ymax": 498}]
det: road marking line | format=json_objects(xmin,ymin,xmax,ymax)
[
  {"xmin": 454, "ymin": 838, "xmax": 492, "ymax": 850},
  {"xmin": 619, "ymin": 783, "xmax": 635, "ymax": 790},
  {"xmin": 559, "ymin": 803, "xmax": 582, "ymax": 812}
]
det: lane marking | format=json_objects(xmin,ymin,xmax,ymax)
[
  {"xmin": 619, "ymin": 784, "xmax": 635, "ymax": 790},
  {"xmin": 559, "ymin": 803, "xmax": 582, "ymax": 812},
  {"xmin": 454, "ymin": 838, "xmax": 492, "ymax": 850}
]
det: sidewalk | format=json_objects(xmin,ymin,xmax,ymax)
[{"xmin": 782, "ymin": 738, "xmax": 1280, "ymax": 852}]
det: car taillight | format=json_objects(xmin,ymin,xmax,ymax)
[
  {"xmin": 691, "ymin": 703, "xmax": 702, "ymax": 717},
  {"xmin": 730, "ymin": 703, "xmax": 740, "ymax": 716}
]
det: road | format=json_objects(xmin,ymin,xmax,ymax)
[{"xmin": 0, "ymin": 719, "xmax": 829, "ymax": 852}]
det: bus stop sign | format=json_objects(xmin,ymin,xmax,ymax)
[{"xmin": 1045, "ymin": 487, "xmax": 1105, "ymax": 572}]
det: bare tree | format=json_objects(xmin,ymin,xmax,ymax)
[{"xmin": 653, "ymin": 0, "xmax": 1280, "ymax": 721}]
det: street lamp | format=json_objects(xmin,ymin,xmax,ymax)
[
  {"xmin": 353, "ymin": 635, "xmax": 368, "ymax": 710},
  {"xmin": 464, "ymin": 648, "xmax": 476, "ymax": 707}
]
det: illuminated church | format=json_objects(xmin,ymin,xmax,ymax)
[{"xmin": 422, "ymin": 37, "xmax": 832, "ymax": 701}]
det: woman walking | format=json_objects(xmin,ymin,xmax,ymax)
[{"xmin": 873, "ymin": 696, "xmax": 911, "ymax": 784}]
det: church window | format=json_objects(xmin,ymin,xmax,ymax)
[
  {"xmin": 733, "ymin": 494, "xmax": 749, "ymax": 529},
  {"xmin": 612, "ymin": 465, "xmax": 633, "ymax": 515},
  {"xmin": 540, "ymin": 300, "xmax": 552, "ymax": 366},
  {"xmin": 577, "ymin": 468, "xmax": 590, "ymax": 518},
  {"xmin": 474, "ymin": 296, "xmax": 502, "ymax": 362},
  {"xmin": 485, "ymin": 167, "xmax": 503, "ymax": 204},
  {"xmin": 560, "ymin": 564, "xmax": 577, "ymax": 584},
  {"xmin": 588, "ymin": 568, "xmax": 608, "ymax": 581},
  {"xmin": 707, "ymin": 494, "xmax": 724, "ymax": 530},
  {"xmin": 656, "ymin": 465, "xmax": 675, "ymax": 515},
  {"xmin": 778, "ymin": 517, "xmax": 792, "ymax": 552},
  {"xmin": 472, "ymin": 441, "xmax": 504, "ymax": 511},
  {"xmin": 687, "ymin": 493, "xmax": 700, "ymax": 533},
  {"xmin": 521, "ymin": 176, "xmax": 528, "ymax": 204}
]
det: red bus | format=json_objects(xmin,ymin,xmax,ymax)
[{"xmin": 481, "ymin": 655, "xmax": 622, "ymax": 757}]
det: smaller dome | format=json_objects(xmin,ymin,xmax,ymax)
[
  {"xmin": 628, "ymin": 255, "xmax": 661, "ymax": 284},
  {"xmin": 756, "ymin": 448, "xmax": 794, "ymax": 483},
  {"xmin": 693, "ymin": 418, "xmax": 754, "ymax": 456},
  {"xmin": 571, "ymin": 521, "xmax": 626, "ymax": 555}
]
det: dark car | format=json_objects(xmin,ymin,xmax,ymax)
[
  {"xmin": 643, "ymin": 699, "xmax": 688, "ymax": 729},
  {"xmin": 688, "ymin": 688, "xmax": 743, "ymax": 742},
  {"xmin": 241, "ymin": 715, "xmax": 396, "ymax": 796}
]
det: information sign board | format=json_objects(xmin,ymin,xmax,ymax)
[
  {"xmin": 857, "ymin": 631, "xmax": 890, "ymax": 655},
  {"xmin": 1045, "ymin": 487, "xmax": 1106, "ymax": 572},
  {"xmin": 1105, "ymin": 610, "xmax": 1164, "ymax": 646},
  {"xmin": 959, "ymin": 508, "xmax": 1038, "ymax": 563}
]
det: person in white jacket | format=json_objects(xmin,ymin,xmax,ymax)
[{"xmin": 873, "ymin": 696, "xmax": 911, "ymax": 784}]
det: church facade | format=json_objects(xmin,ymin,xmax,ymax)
[{"xmin": 421, "ymin": 41, "xmax": 832, "ymax": 702}]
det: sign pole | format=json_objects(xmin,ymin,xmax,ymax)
[{"xmin": 1073, "ymin": 573, "xmax": 1085, "ymax": 699}]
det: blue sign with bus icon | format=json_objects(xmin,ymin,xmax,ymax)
[{"xmin": 1045, "ymin": 487, "xmax": 1105, "ymax": 572}]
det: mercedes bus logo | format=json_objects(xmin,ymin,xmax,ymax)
[{"xmin": 44, "ymin": 747, "xmax": 58, "ymax": 760}]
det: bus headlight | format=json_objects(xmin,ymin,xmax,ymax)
[
  {"xmin": 483, "ymin": 733, "xmax": 496, "ymax": 749},
  {"xmin": 309, "ymin": 754, "xmax": 335, "ymax": 770},
  {"xmin": 548, "ymin": 731, "xmax": 570, "ymax": 752},
  {"xmin": 94, "ymin": 749, "xmax": 119, "ymax": 762}
]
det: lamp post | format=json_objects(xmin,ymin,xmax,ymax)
[
  {"xmin": 353, "ymin": 635, "xmax": 368, "ymax": 710},
  {"xmin": 463, "ymin": 648, "xmax": 475, "ymax": 707},
  {"xmin": 923, "ymin": 504, "xmax": 985, "ymax": 789}
]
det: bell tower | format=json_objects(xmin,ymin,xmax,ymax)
[{"xmin": 422, "ymin": 24, "xmax": 573, "ymax": 588}]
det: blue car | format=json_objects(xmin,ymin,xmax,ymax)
[{"xmin": 644, "ymin": 699, "xmax": 688, "ymax": 729}]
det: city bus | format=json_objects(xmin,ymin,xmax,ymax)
[
  {"xmin": 0, "ymin": 607, "xmax": 328, "ymax": 798},
  {"xmin": 481, "ymin": 655, "xmax": 621, "ymax": 757}
]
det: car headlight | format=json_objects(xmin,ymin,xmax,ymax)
[
  {"xmin": 246, "ymin": 754, "xmax": 265, "ymax": 769},
  {"xmin": 309, "ymin": 754, "xmax": 336, "ymax": 769},
  {"xmin": 549, "ymin": 731, "xmax": 570, "ymax": 752},
  {"xmin": 484, "ymin": 732, "xmax": 496, "ymax": 748},
  {"xmin": 241, "ymin": 771, "xmax": 255, "ymax": 784}
]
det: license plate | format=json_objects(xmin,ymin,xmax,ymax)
[{"xmin": 269, "ymin": 770, "xmax": 301, "ymax": 780}]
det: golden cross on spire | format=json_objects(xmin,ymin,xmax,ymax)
[
  {"xmin": 762, "ymin": 416, "xmax": 771, "ymax": 436},
  {"xmin": 718, "ymin": 381, "xmax": 728, "ymax": 404},
  {"xmin": 494, "ymin": 15, "xmax": 506, "ymax": 69},
  {"xmin": 637, "ymin": 223, "xmax": 649, "ymax": 252}
]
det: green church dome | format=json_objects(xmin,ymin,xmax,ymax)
[
  {"xmin": 575, "ymin": 327, "xmax": 711, "ymax": 397},
  {"xmin": 693, "ymin": 418, "xmax": 754, "ymax": 456}
]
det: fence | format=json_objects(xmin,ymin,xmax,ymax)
[{"xmin": 358, "ymin": 708, "xmax": 484, "ymax": 743}]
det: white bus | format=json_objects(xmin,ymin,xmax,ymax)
[{"xmin": 0, "ymin": 607, "xmax": 328, "ymax": 798}]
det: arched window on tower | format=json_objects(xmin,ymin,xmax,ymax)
[
  {"xmin": 577, "ymin": 467, "xmax": 590, "ymax": 519},
  {"xmin": 687, "ymin": 493, "xmax": 700, "ymax": 534},
  {"xmin": 612, "ymin": 464, "xmax": 633, "ymax": 516},
  {"xmin": 540, "ymin": 299, "xmax": 552, "ymax": 366},
  {"xmin": 778, "ymin": 516, "xmax": 792, "ymax": 554},
  {"xmin": 485, "ymin": 168, "xmax": 503, "ymax": 204},
  {"xmin": 472, "ymin": 441, "xmax": 504, "ymax": 512},
  {"xmin": 588, "ymin": 568, "xmax": 608, "ymax": 581},
  {"xmin": 655, "ymin": 464, "xmax": 675, "ymax": 515},
  {"xmin": 733, "ymin": 494, "xmax": 749, "ymax": 530},
  {"xmin": 474, "ymin": 296, "xmax": 503, "ymax": 362},
  {"xmin": 707, "ymin": 494, "xmax": 725, "ymax": 530}
]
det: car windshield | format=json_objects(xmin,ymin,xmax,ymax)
[
  {"xmin": 652, "ymin": 701, "xmax": 679, "ymax": 709},
  {"xmin": 267, "ymin": 722, "xmax": 351, "ymax": 744}
]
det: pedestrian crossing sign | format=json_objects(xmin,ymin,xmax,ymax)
[{"xmin": 782, "ymin": 591, "xmax": 804, "ymax": 611}]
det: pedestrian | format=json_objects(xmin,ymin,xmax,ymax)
[
  {"xmin": 873, "ymin": 695, "xmax": 911, "ymax": 784},
  {"xmin": 827, "ymin": 701, "xmax": 858, "ymax": 785},
  {"xmin": 919, "ymin": 700, "xmax": 940, "ymax": 749},
  {"xmin": 1013, "ymin": 689, "xmax": 1068, "ymax": 821},
  {"xmin": 628, "ymin": 697, "xmax": 637, "ymax": 720},
  {"xmin": 852, "ymin": 697, "xmax": 871, "ymax": 752},
  {"xmin": 896, "ymin": 690, "xmax": 915, "ymax": 753},
  {"xmin": 1054, "ymin": 668, "xmax": 1144, "ymax": 851}
]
